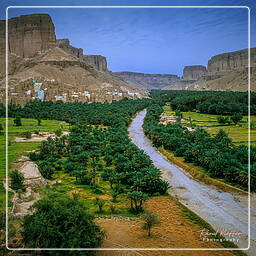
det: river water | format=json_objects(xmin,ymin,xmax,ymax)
[{"xmin": 128, "ymin": 109, "xmax": 256, "ymax": 255}]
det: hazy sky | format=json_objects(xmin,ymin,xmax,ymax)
[{"xmin": 0, "ymin": 0, "xmax": 255, "ymax": 75}]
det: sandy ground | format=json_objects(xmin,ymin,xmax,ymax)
[
  {"xmin": 96, "ymin": 196, "xmax": 236, "ymax": 256},
  {"xmin": 15, "ymin": 131, "xmax": 69, "ymax": 142}
]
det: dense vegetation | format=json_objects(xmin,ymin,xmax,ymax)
[
  {"xmin": 3, "ymin": 99, "xmax": 170, "ymax": 251},
  {"xmin": 5, "ymin": 98, "xmax": 169, "ymax": 200},
  {"xmin": 151, "ymin": 90, "xmax": 255, "ymax": 115},
  {"xmin": 22, "ymin": 195, "xmax": 104, "ymax": 255},
  {"xmin": 143, "ymin": 103, "xmax": 255, "ymax": 191}
]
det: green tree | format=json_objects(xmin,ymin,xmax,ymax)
[
  {"xmin": 217, "ymin": 116, "xmax": 230, "ymax": 124},
  {"xmin": 10, "ymin": 170, "xmax": 24, "ymax": 191},
  {"xmin": 0, "ymin": 123, "xmax": 3, "ymax": 135},
  {"xmin": 14, "ymin": 116, "xmax": 22, "ymax": 126},
  {"xmin": 142, "ymin": 211, "xmax": 160, "ymax": 236},
  {"xmin": 231, "ymin": 113, "xmax": 243, "ymax": 125},
  {"xmin": 37, "ymin": 118, "xmax": 42, "ymax": 126},
  {"xmin": 94, "ymin": 197, "xmax": 105, "ymax": 213},
  {"xmin": 54, "ymin": 129, "xmax": 62, "ymax": 137},
  {"xmin": 127, "ymin": 191, "xmax": 148, "ymax": 213},
  {"xmin": 175, "ymin": 109, "xmax": 183, "ymax": 119},
  {"xmin": 23, "ymin": 131, "xmax": 32, "ymax": 139},
  {"xmin": 22, "ymin": 196, "xmax": 104, "ymax": 253}
]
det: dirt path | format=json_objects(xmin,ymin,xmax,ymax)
[{"xmin": 128, "ymin": 109, "xmax": 255, "ymax": 255}]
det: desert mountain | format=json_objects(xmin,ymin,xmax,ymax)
[
  {"xmin": 115, "ymin": 49, "xmax": 256, "ymax": 92},
  {"xmin": 113, "ymin": 72, "xmax": 180, "ymax": 90},
  {"xmin": 164, "ymin": 48, "xmax": 256, "ymax": 92},
  {"xmin": 0, "ymin": 14, "xmax": 147, "ymax": 104}
]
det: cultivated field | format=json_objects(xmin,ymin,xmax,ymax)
[
  {"xmin": 0, "ymin": 118, "xmax": 69, "ymax": 208},
  {"xmin": 163, "ymin": 105, "xmax": 256, "ymax": 146}
]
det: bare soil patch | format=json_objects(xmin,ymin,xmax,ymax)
[{"xmin": 96, "ymin": 196, "xmax": 236, "ymax": 256}]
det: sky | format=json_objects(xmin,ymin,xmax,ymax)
[{"xmin": 0, "ymin": 0, "xmax": 255, "ymax": 76}]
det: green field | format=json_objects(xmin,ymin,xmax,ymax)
[
  {"xmin": 0, "ymin": 118, "xmax": 70, "ymax": 208},
  {"xmin": 163, "ymin": 105, "xmax": 256, "ymax": 146},
  {"xmin": 41, "ymin": 170, "xmax": 136, "ymax": 217}
]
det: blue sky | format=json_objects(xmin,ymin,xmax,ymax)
[{"xmin": 0, "ymin": 0, "xmax": 255, "ymax": 76}]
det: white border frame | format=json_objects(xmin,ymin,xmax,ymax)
[{"xmin": 5, "ymin": 5, "xmax": 251, "ymax": 252}]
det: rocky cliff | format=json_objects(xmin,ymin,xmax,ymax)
[
  {"xmin": 185, "ymin": 48, "xmax": 256, "ymax": 91},
  {"xmin": 56, "ymin": 38, "xmax": 107, "ymax": 71},
  {"xmin": 207, "ymin": 48, "xmax": 256, "ymax": 74},
  {"xmin": 56, "ymin": 39, "xmax": 83, "ymax": 58},
  {"xmin": 0, "ymin": 14, "xmax": 56, "ymax": 78},
  {"xmin": 183, "ymin": 65, "xmax": 206, "ymax": 80},
  {"xmin": 5, "ymin": 14, "xmax": 56, "ymax": 58},
  {"xmin": 0, "ymin": 14, "xmax": 147, "ymax": 104},
  {"xmin": 114, "ymin": 72, "xmax": 179, "ymax": 90},
  {"xmin": 83, "ymin": 55, "xmax": 107, "ymax": 72}
]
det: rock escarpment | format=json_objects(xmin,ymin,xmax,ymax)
[
  {"xmin": 0, "ymin": 14, "xmax": 147, "ymax": 104},
  {"xmin": 5, "ymin": 14, "xmax": 56, "ymax": 58},
  {"xmin": 183, "ymin": 65, "xmax": 206, "ymax": 80},
  {"xmin": 207, "ymin": 48, "xmax": 256, "ymax": 74},
  {"xmin": 56, "ymin": 38, "xmax": 83, "ymax": 58},
  {"xmin": 83, "ymin": 55, "xmax": 107, "ymax": 71},
  {"xmin": 163, "ymin": 48, "xmax": 256, "ymax": 92},
  {"xmin": 114, "ymin": 72, "xmax": 180, "ymax": 90},
  {"xmin": 56, "ymin": 38, "xmax": 108, "ymax": 71},
  {"xmin": 185, "ymin": 48, "xmax": 256, "ymax": 91}
]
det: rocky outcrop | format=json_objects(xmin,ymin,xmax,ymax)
[
  {"xmin": 182, "ymin": 48, "xmax": 256, "ymax": 91},
  {"xmin": 56, "ymin": 38, "xmax": 108, "ymax": 71},
  {"xmin": 4, "ymin": 14, "xmax": 56, "ymax": 58},
  {"xmin": 83, "ymin": 55, "xmax": 108, "ymax": 71},
  {"xmin": 183, "ymin": 65, "xmax": 206, "ymax": 80},
  {"xmin": 207, "ymin": 48, "xmax": 256, "ymax": 74},
  {"xmin": 56, "ymin": 38, "xmax": 83, "ymax": 58},
  {"xmin": 114, "ymin": 72, "xmax": 179, "ymax": 90},
  {"xmin": 11, "ymin": 160, "xmax": 47, "ymax": 217}
]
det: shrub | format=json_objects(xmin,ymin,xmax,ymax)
[
  {"xmin": 38, "ymin": 161, "xmax": 55, "ymax": 179},
  {"xmin": 142, "ymin": 211, "xmax": 160, "ymax": 236},
  {"xmin": 0, "ymin": 123, "xmax": 3, "ymax": 135},
  {"xmin": 231, "ymin": 113, "xmax": 243, "ymax": 125},
  {"xmin": 10, "ymin": 170, "xmax": 24, "ymax": 191},
  {"xmin": 36, "ymin": 118, "xmax": 42, "ymax": 126},
  {"xmin": 110, "ymin": 204, "xmax": 118, "ymax": 214},
  {"xmin": 94, "ymin": 198, "xmax": 105, "ymax": 213},
  {"xmin": 217, "ymin": 116, "xmax": 230, "ymax": 124},
  {"xmin": 14, "ymin": 116, "xmax": 22, "ymax": 126},
  {"xmin": 22, "ymin": 131, "xmax": 32, "ymax": 139},
  {"xmin": 111, "ymin": 191, "xmax": 119, "ymax": 202},
  {"xmin": 22, "ymin": 196, "xmax": 104, "ymax": 251},
  {"xmin": 54, "ymin": 129, "xmax": 62, "ymax": 137}
]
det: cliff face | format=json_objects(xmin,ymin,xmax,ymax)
[
  {"xmin": 183, "ymin": 65, "xmax": 206, "ymax": 80},
  {"xmin": 185, "ymin": 48, "xmax": 256, "ymax": 91},
  {"xmin": 207, "ymin": 48, "xmax": 256, "ymax": 74},
  {"xmin": 56, "ymin": 38, "xmax": 107, "ymax": 71},
  {"xmin": 56, "ymin": 39, "xmax": 83, "ymax": 58},
  {"xmin": 83, "ymin": 55, "xmax": 107, "ymax": 71},
  {"xmin": 114, "ymin": 72, "xmax": 179, "ymax": 90},
  {"xmin": 5, "ymin": 14, "xmax": 56, "ymax": 58}
]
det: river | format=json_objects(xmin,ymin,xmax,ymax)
[{"xmin": 128, "ymin": 109, "xmax": 256, "ymax": 255}]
